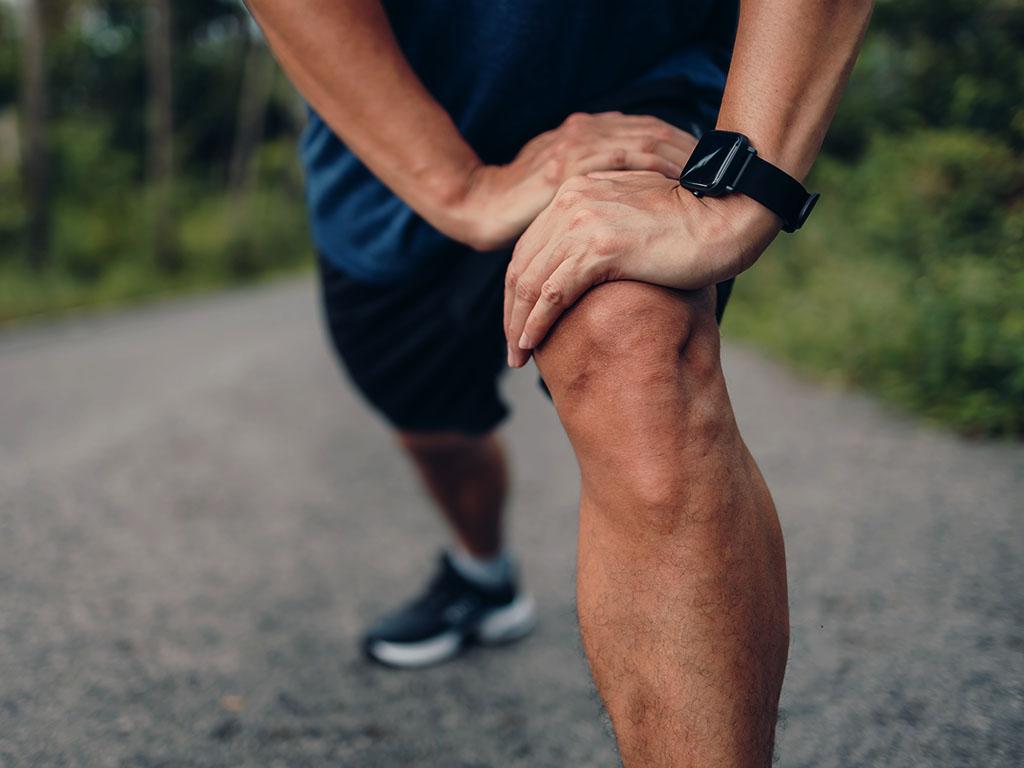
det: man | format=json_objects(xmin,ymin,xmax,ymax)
[{"xmin": 247, "ymin": 1, "xmax": 872, "ymax": 764}]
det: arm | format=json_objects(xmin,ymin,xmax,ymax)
[
  {"xmin": 716, "ymin": 0, "xmax": 873, "ymax": 183},
  {"xmin": 247, "ymin": 0, "xmax": 697, "ymax": 250},
  {"xmin": 505, "ymin": 0, "xmax": 874, "ymax": 366}
]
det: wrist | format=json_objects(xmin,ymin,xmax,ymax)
[
  {"xmin": 678, "ymin": 126, "xmax": 819, "ymax": 238},
  {"xmin": 716, "ymin": 192, "xmax": 782, "ymax": 243},
  {"xmin": 674, "ymin": 185, "xmax": 781, "ymax": 276},
  {"xmin": 415, "ymin": 159, "xmax": 498, "ymax": 250},
  {"xmin": 416, "ymin": 156, "xmax": 480, "ymax": 218},
  {"xmin": 713, "ymin": 116, "xmax": 815, "ymax": 184}
]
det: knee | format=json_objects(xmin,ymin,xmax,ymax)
[
  {"xmin": 534, "ymin": 281, "xmax": 734, "ymax": 511},
  {"xmin": 535, "ymin": 280, "xmax": 722, "ymax": 412}
]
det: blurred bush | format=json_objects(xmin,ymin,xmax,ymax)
[
  {"xmin": 726, "ymin": 0, "xmax": 1024, "ymax": 437},
  {"xmin": 729, "ymin": 137, "xmax": 1023, "ymax": 437},
  {"xmin": 179, "ymin": 139, "xmax": 308, "ymax": 280},
  {"xmin": 825, "ymin": 0, "xmax": 1024, "ymax": 156}
]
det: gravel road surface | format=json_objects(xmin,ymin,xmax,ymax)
[{"xmin": 1, "ymin": 278, "xmax": 1021, "ymax": 767}]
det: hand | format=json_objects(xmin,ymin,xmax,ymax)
[
  {"xmin": 503, "ymin": 170, "xmax": 781, "ymax": 367},
  {"xmin": 447, "ymin": 112, "xmax": 698, "ymax": 251}
]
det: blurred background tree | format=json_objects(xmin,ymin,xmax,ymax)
[
  {"xmin": 0, "ymin": 0, "xmax": 307, "ymax": 318},
  {"xmin": 145, "ymin": 0, "xmax": 175, "ymax": 272},
  {"xmin": 18, "ymin": 0, "xmax": 46, "ymax": 269},
  {"xmin": 0, "ymin": 0, "xmax": 1020, "ymax": 435}
]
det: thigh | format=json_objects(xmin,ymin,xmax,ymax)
[{"xmin": 318, "ymin": 249, "xmax": 510, "ymax": 435}]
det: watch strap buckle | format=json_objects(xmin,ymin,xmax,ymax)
[{"xmin": 785, "ymin": 192, "xmax": 820, "ymax": 233}]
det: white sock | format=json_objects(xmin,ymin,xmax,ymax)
[{"xmin": 448, "ymin": 545, "xmax": 513, "ymax": 589}]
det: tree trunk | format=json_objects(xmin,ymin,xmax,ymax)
[
  {"xmin": 145, "ymin": 0, "xmax": 177, "ymax": 271},
  {"xmin": 20, "ymin": 0, "xmax": 48, "ymax": 270},
  {"xmin": 228, "ymin": 33, "xmax": 276, "ymax": 198},
  {"xmin": 225, "ymin": 29, "xmax": 276, "ymax": 271}
]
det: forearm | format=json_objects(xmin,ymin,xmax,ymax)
[
  {"xmin": 246, "ymin": 0, "xmax": 478, "ymax": 233},
  {"xmin": 717, "ymin": 0, "xmax": 874, "ymax": 181}
]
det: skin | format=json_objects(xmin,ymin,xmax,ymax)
[
  {"xmin": 398, "ymin": 431, "xmax": 507, "ymax": 559},
  {"xmin": 248, "ymin": 0, "xmax": 874, "ymax": 764}
]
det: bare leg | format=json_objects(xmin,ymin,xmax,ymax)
[
  {"xmin": 398, "ymin": 431, "xmax": 508, "ymax": 557},
  {"xmin": 534, "ymin": 281, "xmax": 789, "ymax": 767}
]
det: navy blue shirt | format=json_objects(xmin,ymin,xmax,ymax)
[{"xmin": 300, "ymin": 0, "xmax": 735, "ymax": 283}]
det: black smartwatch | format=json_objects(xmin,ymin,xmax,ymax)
[{"xmin": 678, "ymin": 130, "xmax": 819, "ymax": 233}]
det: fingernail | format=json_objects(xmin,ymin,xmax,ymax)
[
  {"xmin": 518, "ymin": 332, "xmax": 532, "ymax": 350},
  {"xmin": 507, "ymin": 343, "xmax": 513, "ymax": 367}
]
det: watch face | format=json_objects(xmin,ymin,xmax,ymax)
[{"xmin": 680, "ymin": 131, "xmax": 747, "ymax": 192}]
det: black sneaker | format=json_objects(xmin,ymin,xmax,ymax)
[{"xmin": 362, "ymin": 552, "xmax": 536, "ymax": 668}]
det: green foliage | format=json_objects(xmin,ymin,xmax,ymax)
[
  {"xmin": 0, "ymin": 173, "xmax": 310, "ymax": 325},
  {"xmin": 0, "ymin": 150, "xmax": 25, "ymax": 256},
  {"xmin": 832, "ymin": 131, "xmax": 1022, "ymax": 263},
  {"xmin": 828, "ymin": 0, "xmax": 1024, "ymax": 155},
  {"xmin": 727, "ymin": 130, "xmax": 1024, "ymax": 436},
  {"xmin": 48, "ymin": 117, "xmax": 142, "ymax": 279},
  {"xmin": 1, "ymin": 117, "xmax": 310, "ymax": 322},
  {"xmin": 0, "ymin": 1, "xmax": 310, "ymax": 322},
  {"xmin": 179, "ymin": 140, "xmax": 308, "ymax": 280},
  {"xmin": 726, "ymin": 0, "xmax": 1024, "ymax": 436}
]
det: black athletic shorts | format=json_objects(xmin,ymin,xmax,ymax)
[{"xmin": 318, "ymin": 79, "xmax": 735, "ymax": 435}]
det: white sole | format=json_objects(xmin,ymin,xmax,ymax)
[
  {"xmin": 367, "ymin": 629, "xmax": 463, "ymax": 669},
  {"xmin": 475, "ymin": 592, "xmax": 537, "ymax": 644},
  {"xmin": 367, "ymin": 593, "xmax": 537, "ymax": 669}
]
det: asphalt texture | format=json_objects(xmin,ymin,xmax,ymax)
[{"xmin": 0, "ymin": 277, "xmax": 1021, "ymax": 768}]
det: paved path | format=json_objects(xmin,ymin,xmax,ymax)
[{"xmin": 0, "ymin": 278, "xmax": 1021, "ymax": 767}]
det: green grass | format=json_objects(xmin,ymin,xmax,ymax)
[
  {"xmin": 0, "ymin": 137, "xmax": 313, "ymax": 327},
  {"xmin": 0, "ymin": 256, "xmax": 311, "ymax": 328}
]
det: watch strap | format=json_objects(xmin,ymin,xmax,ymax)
[{"xmin": 734, "ymin": 154, "xmax": 818, "ymax": 232}]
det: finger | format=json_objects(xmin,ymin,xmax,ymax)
[
  {"xmin": 570, "ymin": 149, "xmax": 681, "ymax": 179},
  {"xmin": 600, "ymin": 128, "xmax": 697, "ymax": 158},
  {"xmin": 507, "ymin": 237, "xmax": 579, "ymax": 366},
  {"xmin": 586, "ymin": 169, "xmax": 663, "ymax": 181},
  {"xmin": 643, "ymin": 141, "xmax": 689, "ymax": 168},
  {"xmin": 519, "ymin": 258, "xmax": 604, "ymax": 355},
  {"xmin": 593, "ymin": 113, "xmax": 698, "ymax": 147},
  {"xmin": 503, "ymin": 263, "xmax": 515, "ymax": 362},
  {"xmin": 504, "ymin": 204, "xmax": 559, "ymax": 353},
  {"xmin": 614, "ymin": 113, "xmax": 697, "ymax": 141},
  {"xmin": 579, "ymin": 134, "xmax": 691, "ymax": 170},
  {"xmin": 591, "ymin": 112, "xmax": 667, "ymax": 127}
]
